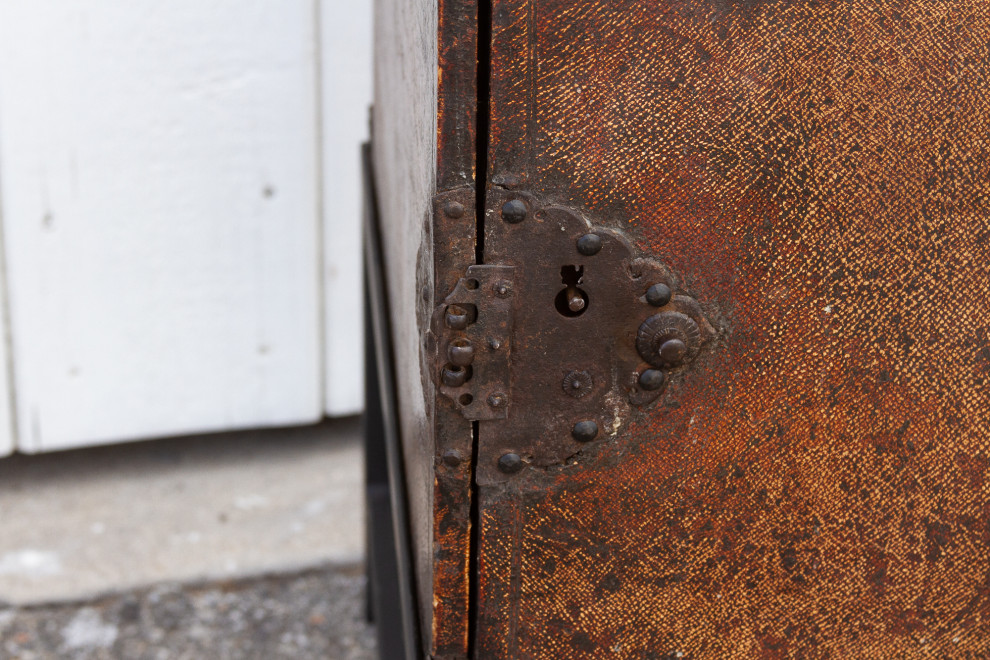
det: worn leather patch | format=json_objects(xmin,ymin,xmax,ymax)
[{"xmin": 478, "ymin": 1, "xmax": 990, "ymax": 657}]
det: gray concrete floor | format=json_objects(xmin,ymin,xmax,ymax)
[
  {"xmin": 0, "ymin": 419, "xmax": 376, "ymax": 658},
  {"xmin": 1, "ymin": 566, "xmax": 377, "ymax": 659}
]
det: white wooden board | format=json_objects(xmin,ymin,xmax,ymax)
[
  {"xmin": 0, "ymin": 1, "xmax": 324, "ymax": 452},
  {"xmin": 0, "ymin": 271, "xmax": 14, "ymax": 456},
  {"xmin": 321, "ymin": 0, "xmax": 371, "ymax": 416}
]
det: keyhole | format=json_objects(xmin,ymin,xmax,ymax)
[{"xmin": 555, "ymin": 265, "xmax": 589, "ymax": 317}]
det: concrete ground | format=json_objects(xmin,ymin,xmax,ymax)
[{"xmin": 0, "ymin": 418, "xmax": 377, "ymax": 658}]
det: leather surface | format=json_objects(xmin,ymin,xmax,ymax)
[{"xmin": 479, "ymin": 1, "xmax": 990, "ymax": 656}]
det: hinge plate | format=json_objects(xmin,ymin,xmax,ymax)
[{"xmin": 430, "ymin": 264, "xmax": 516, "ymax": 420}]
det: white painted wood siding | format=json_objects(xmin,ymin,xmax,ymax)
[
  {"xmin": 321, "ymin": 0, "xmax": 370, "ymax": 417},
  {"xmin": 0, "ymin": 2, "xmax": 369, "ymax": 453},
  {"xmin": 0, "ymin": 275, "xmax": 13, "ymax": 456}
]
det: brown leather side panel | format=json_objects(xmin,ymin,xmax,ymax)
[
  {"xmin": 479, "ymin": 1, "xmax": 990, "ymax": 656},
  {"xmin": 373, "ymin": 0, "xmax": 477, "ymax": 655}
]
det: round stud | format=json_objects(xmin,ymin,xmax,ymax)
[
  {"xmin": 501, "ymin": 199, "xmax": 527, "ymax": 224},
  {"xmin": 638, "ymin": 369, "xmax": 666, "ymax": 391},
  {"xmin": 443, "ymin": 201, "xmax": 465, "ymax": 218},
  {"xmin": 442, "ymin": 449, "xmax": 462, "ymax": 467},
  {"xmin": 659, "ymin": 338, "xmax": 688, "ymax": 365},
  {"xmin": 636, "ymin": 312, "xmax": 701, "ymax": 367},
  {"xmin": 562, "ymin": 370, "xmax": 593, "ymax": 398},
  {"xmin": 493, "ymin": 280, "xmax": 512, "ymax": 298},
  {"xmin": 571, "ymin": 420, "xmax": 599, "ymax": 443},
  {"xmin": 576, "ymin": 233, "xmax": 603, "ymax": 256},
  {"xmin": 498, "ymin": 452, "xmax": 523, "ymax": 474},
  {"xmin": 487, "ymin": 392, "xmax": 507, "ymax": 409},
  {"xmin": 646, "ymin": 283, "xmax": 673, "ymax": 307}
]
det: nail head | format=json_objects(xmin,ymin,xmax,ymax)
[
  {"xmin": 646, "ymin": 283, "xmax": 673, "ymax": 307},
  {"xmin": 638, "ymin": 369, "xmax": 666, "ymax": 391},
  {"xmin": 571, "ymin": 420, "xmax": 599, "ymax": 443},
  {"xmin": 498, "ymin": 452, "xmax": 524, "ymax": 474},
  {"xmin": 501, "ymin": 200, "xmax": 527, "ymax": 224},
  {"xmin": 659, "ymin": 338, "xmax": 688, "ymax": 365},
  {"xmin": 487, "ymin": 392, "xmax": 507, "ymax": 408},
  {"xmin": 576, "ymin": 233, "xmax": 603, "ymax": 256},
  {"xmin": 443, "ymin": 201, "xmax": 465, "ymax": 218}
]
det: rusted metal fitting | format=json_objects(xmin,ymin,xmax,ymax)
[
  {"xmin": 571, "ymin": 420, "xmax": 599, "ymax": 443},
  {"xmin": 637, "ymin": 312, "xmax": 701, "ymax": 368},
  {"xmin": 576, "ymin": 233, "xmax": 603, "ymax": 256},
  {"xmin": 487, "ymin": 392, "xmax": 507, "ymax": 409},
  {"xmin": 562, "ymin": 370, "xmax": 593, "ymax": 398},
  {"xmin": 460, "ymin": 190, "xmax": 713, "ymax": 484},
  {"xmin": 493, "ymin": 280, "xmax": 512, "ymax": 298},
  {"xmin": 445, "ymin": 304, "xmax": 471, "ymax": 330},
  {"xmin": 443, "ymin": 200, "xmax": 465, "ymax": 218},
  {"xmin": 442, "ymin": 449, "xmax": 462, "ymax": 467},
  {"xmin": 447, "ymin": 338, "xmax": 475, "ymax": 367},
  {"xmin": 441, "ymin": 365, "xmax": 469, "ymax": 388},
  {"xmin": 638, "ymin": 369, "xmax": 665, "ymax": 391},
  {"xmin": 431, "ymin": 264, "xmax": 515, "ymax": 422},
  {"xmin": 646, "ymin": 283, "xmax": 672, "ymax": 307},
  {"xmin": 659, "ymin": 338, "xmax": 687, "ymax": 364},
  {"xmin": 501, "ymin": 199, "xmax": 527, "ymax": 224},
  {"xmin": 498, "ymin": 452, "xmax": 523, "ymax": 474}
]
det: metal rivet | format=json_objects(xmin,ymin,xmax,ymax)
[
  {"xmin": 637, "ymin": 312, "xmax": 700, "ymax": 368},
  {"xmin": 498, "ymin": 452, "xmax": 523, "ymax": 474},
  {"xmin": 571, "ymin": 420, "xmax": 599, "ymax": 443},
  {"xmin": 576, "ymin": 233, "xmax": 603, "ymax": 256},
  {"xmin": 442, "ymin": 449, "xmax": 462, "ymax": 467},
  {"xmin": 638, "ymin": 369, "xmax": 666, "ymax": 391},
  {"xmin": 441, "ymin": 365, "xmax": 469, "ymax": 388},
  {"xmin": 447, "ymin": 339, "xmax": 475, "ymax": 367},
  {"xmin": 488, "ymin": 337, "xmax": 502, "ymax": 350},
  {"xmin": 646, "ymin": 283, "xmax": 673, "ymax": 307},
  {"xmin": 493, "ymin": 281, "xmax": 512, "ymax": 298},
  {"xmin": 659, "ymin": 338, "xmax": 688, "ymax": 365},
  {"xmin": 562, "ymin": 370, "xmax": 593, "ymax": 398},
  {"xmin": 487, "ymin": 392, "xmax": 507, "ymax": 408},
  {"xmin": 443, "ymin": 201, "xmax": 465, "ymax": 218},
  {"xmin": 445, "ymin": 305, "xmax": 470, "ymax": 330},
  {"xmin": 501, "ymin": 200, "xmax": 527, "ymax": 224}
]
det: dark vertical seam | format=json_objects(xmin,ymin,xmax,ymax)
[{"xmin": 467, "ymin": 0, "xmax": 492, "ymax": 656}]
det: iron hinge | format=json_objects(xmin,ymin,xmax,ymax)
[{"xmin": 429, "ymin": 264, "xmax": 516, "ymax": 420}]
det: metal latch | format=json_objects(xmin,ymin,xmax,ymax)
[
  {"xmin": 432, "ymin": 189, "xmax": 715, "ymax": 483},
  {"xmin": 430, "ymin": 264, "xmax": 515, "ymax": 420}
]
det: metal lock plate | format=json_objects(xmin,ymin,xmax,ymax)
[
  {"xmin": 473, "ymin": 189, "xmax": 713, "ymax": 485},
  {"xmin": 430, "ymin": 190, "xmax": 713, "ymax": 484}
]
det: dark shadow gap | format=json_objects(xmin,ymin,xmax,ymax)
[{"xmin": 468, "ymin": 0, "xmax": 492, "ymax": 656}]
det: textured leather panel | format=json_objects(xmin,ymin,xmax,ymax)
[{"xmin": 479, "ymin": 1, "xmax": 990, "ymax": 656}]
